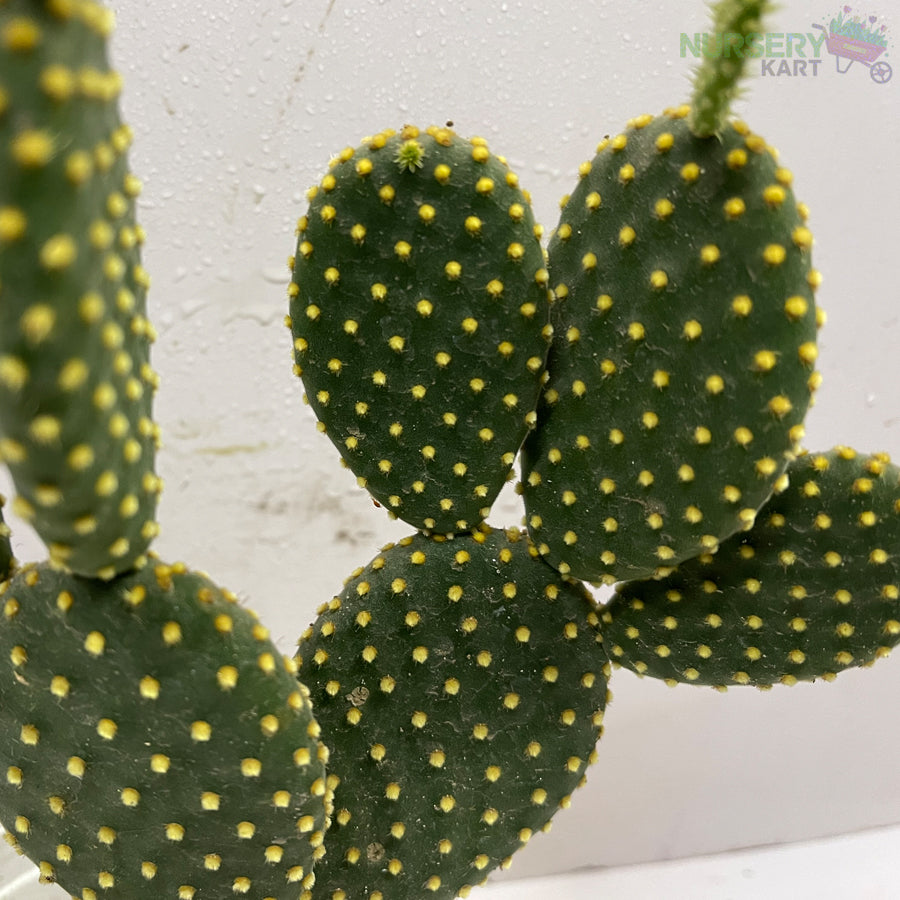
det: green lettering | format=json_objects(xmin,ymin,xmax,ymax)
[
  {"xmin": 680, "ymin": 33, "xmax": 703, "ymax": 58},
  {"xmin": 807, "ymin": 31, "xmax": 826, "ymax": 56},
  {"xmin": 766, "ymin": 32, "xmax": 785, "ymax": 57},
  {"xmin": 786, "ymin": 33, "xmax": 807, "ymax": 57}
]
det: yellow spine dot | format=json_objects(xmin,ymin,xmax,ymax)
[
  {"xmin": 0, "ymin": 207, "xmax": 27, "ymax": 242},
  {"xmin": 83, "ymin": 630, "xmax": 106, "ymax": 656},
  {"xmin": 97, "ymin": 718, "xmax": 117, "ymax": 740},
  {"xmin": 683, "ymin": 319, "xmax": 702, "ymax": 340},
  {"xmin": 190, "ymin": 721, "xmax": 212, "ymax": 742},
  {"xmin": 763, "ymin": 244, "xmax": 787, "ymax": 266},
  {"xmin": 768, "ymin": 395, "xmax": 793, "ymax": 417},
  {"xmin": 763, "ymin": 184, "xmax": 786, "ymax": 207},
  {"xmin": 798, "ymin": 342, "xmax": 818, "ymax": 365},
  {"xmin": 162, "ymin": 621, "xmax": 182, "ymax": 646},
  {"xmin": 139, "ymin": 676, "xmax": 160, "ymax": 699},
  {"xmin": 654, "ymin": 198, "xmax": 674, "ymax": 219},
  {"xmin": 792, "ymin": 226, "xmax": 813, "ymax": 250},
  {"xmin": 12, "ymin": 130, "xmax": 54, "ymax": 167},
  {"xmin": 217, "ymin": 665, "xmax": 238, "ymax": 690},
  {"xmin": 724, "ymin": 197, "xmax": 746, "ymax": 218},
  {"xmin": 260, "ymin": 714, "xmax": 281, "ymax": 740},
  {"xmin": 699, "ymin": 244, "xmax": 720, "ymax": 265}
]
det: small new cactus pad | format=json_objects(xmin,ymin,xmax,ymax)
[
  {"xmin": 289, "ymin": 125, "xmax": 551, "ymax": 533},
  {"xmin": 521, "ymin": 103, "xmax": 819, "ymax": 583},
  {"xmin": 601, "ymin": 448, "xmax": 900, "ymax": 688},
  {"xmin": 0, "ymin": 560, "xmax": 330, "ymax": 898},
  {"xmin": 295, "ymin": 528, "xmax": 608, "ymax": 899},
  {"xmin": 0, "ymin": 496, "xmax": 13, "ymax": 582},
  {"xmin": 0, "ymin": 0, "xmax": 161, "ymax": 578}
]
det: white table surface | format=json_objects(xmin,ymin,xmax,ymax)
[
  {"xmin": 2, "ymin": 822, "xmax": 899, "ymax": 899},
  {"xmin": 482, "ymin": 823, "xmax": 900, "ymax": 900}
]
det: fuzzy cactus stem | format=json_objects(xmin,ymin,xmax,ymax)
[{"xmin": 688, "ymin": 0, "xmax": 773, "ymax": 137}]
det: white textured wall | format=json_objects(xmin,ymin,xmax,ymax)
[{"xmin": 2, "ymin": 0, "xmax": 899, "ymax": 890}]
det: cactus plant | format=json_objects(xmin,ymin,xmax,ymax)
[
  {"xmin": 296, "ymin": 527, "xmax": 608, "ymax": 900},
  {"xmin": 0, "ymin": 0, "xmax": 161, "ymax": 580},
  {"xmin": 520, "ymin": 0, "xmax": 821, "ymax": 584},
  {"xmin": 288, "ymin": 125, "xmax": 552, "ymax": 535},
  {"xmin": 0, "ymin": 0, "xmax": 897, "ymax": 898},
  {"xmin": 601, "ymin": 448, "xmax": 900, "ymax": 688}
]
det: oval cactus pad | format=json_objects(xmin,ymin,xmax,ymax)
[
  {"xmin": 0, "ymin": 561, "xmax": 329, "ymax": 898},
  {"xmin": 0, "ymin": 0, "xmax": 161, "ymax": 578},
  {"xmin": 289, "ymin": 125, "xmax": 551, "ymax": 533},
  {"xmin": 522, "ymin": 108, "xmax": 819, "ymax": 583},
  {"xmin": 602, "ymin": 448, "xmax": 900, "ymax": 688},
  {"xmin": 296, "ymin": 527, "xmax": 608, "ymax": 899}
]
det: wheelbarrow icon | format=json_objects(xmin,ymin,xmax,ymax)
[{"xmin": 812, "ymin": 22, "xmax": 892, "ymax": 83}]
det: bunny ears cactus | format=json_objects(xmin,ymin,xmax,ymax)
[{"xmin": 0, "ymin": 0, "xmax": 897, "ymax": 899}]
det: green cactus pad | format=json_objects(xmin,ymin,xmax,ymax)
[
  {"xmin": 289, "ymin": 125, "xmax": 552, "ymax": 533},
  {"xmin": 601, "ymin": 448, "xmax": 900, "ymax": 688},
  {"xmin": 0, "ymin": 560, "xmax": 329, "ymax": 898},
  {"xmin": 295, "ymin": 528, "xmax": 608, "ymax": 899},
  {"xmin": 521, "ymin": 106, "xmax": 820, "ymax": 584},
  {"xmin": 0, "ymin": 495, "xmax": 13, "ymax": 582},
  {"xmin": 0, "ymin": 0, "xmax": 160, "ymax": 578}
]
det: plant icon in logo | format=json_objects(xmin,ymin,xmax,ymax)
[{"xmin": 813, "ymin": 6, "xmax": 892, "ymax": 83}]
